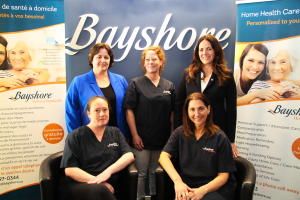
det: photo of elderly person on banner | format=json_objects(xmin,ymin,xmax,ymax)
[
  {"xmin": 65, "ymin": 43, "xmax": 129, "ymax": 140},
  {"xmin": 0, "ymin": 38, "xmax": 50, "ymax": 91},
  {"xmin": 248, "ymin": 45, "xmax": 300, "ymax": 103}
]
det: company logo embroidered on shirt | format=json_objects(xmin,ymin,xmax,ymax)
[
  {"xmin": 163, "ymin": 90, "xmax": 171, "ymax": 94},
  {"xmin": 107, "ymin": 143, "xmax": 119, "ymax": 147},
  {"xmin": 202, "ymin": 147, "xmax": 216, "ymax": 153}
]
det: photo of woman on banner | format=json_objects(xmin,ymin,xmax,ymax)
[
  {"xmin": 174, "ymin": 34, "xmax": 238, "ymax": 158},
  {"xmin": 159, "ymin": 92, "xmax": 236, "ymax": 200},
  {"xmin": 0, "ymin": 35, "xmax": 8, "ymax": 70},
  {"xmin": 0, "ymin": 36, "xmax": 28, "ymax": 90},
  {"xmin": 0, "ymin": 38, "xmax": 51, "ymax": 91},
  {"xmin": 248, "ymin": 46, "xmax": 300, "ymax": 103},
  {"xmin": 65, "ymin": 43, "xmax": 130, "ymax": 140},
  {"xmin": 59, "ymin": 96, "xmax": 134, "ymax": 200},
  {"xmin": 234, "ymin": 43, "xmax": 280, "ymax": 105},
  {"xmin": 123, "ymin": 46, "xmax": 176, "ymax": 200}
]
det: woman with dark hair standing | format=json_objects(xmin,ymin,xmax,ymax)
[
  {"xmin": 159, "ymin": 92, "xmax": 236, "ymax": 200},
  {"xmin": 65, "ymin": 43, "xmax": 130, "ymax": 140},
  {"xmin": 123, "ymin": 46, "xmax": 176, "ymax": 200},
  {"xmin": 174, "ymin": 34, "xmax": 238, "ymax": 157}
]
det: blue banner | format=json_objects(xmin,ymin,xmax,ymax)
[
  {"xmin": 236, "ymin": 0, "xmax": 300, "ymax": 42},
  {"xmin": 0, "ymin": 0, "xmax": 64, "ymax": 33}
]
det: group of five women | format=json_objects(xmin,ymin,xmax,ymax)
[
  {"xmin": 2, "ymin": 32, "xmax": 298, "ymax": 199},
  {"xmin": 62, "ymin": 34, "xmax": 239, "ymax": 200}
]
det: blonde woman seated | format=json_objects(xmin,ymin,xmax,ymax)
[
  {"xmin": 59, "ymin": 96, "xmax": 134, "ymax": 200},
  {"xmin": 159, "ymin": 93, "xmax": 236, "ymax": 200},
  {"xmin": 248, "ymin": 47, "xmax": 300, "ymax": 102}
]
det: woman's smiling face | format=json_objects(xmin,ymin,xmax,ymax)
[
  {"xmin": 9, "ymin": 42, "xmax": 31, "ymax": 70},
  {"xmin": 0, "ymin": 44, "xmax": 5, "ymax": 66},
  {"xmin": 198, "ymin": 40, "xmax": 215, "ymax": 66},
  {"xmin": 242, "ymin": 47, "xmax": 266, "ymax": 81},
  {"xmin": 268, "ymin": 50, "xmax": 292, "ymax": 82}
]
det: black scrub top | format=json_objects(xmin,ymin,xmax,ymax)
[
  {"xmin": 59, "ymin": 126, "xmax": 132, "ymax": 200},
  {"xmin": 123, "ymin": 76, "xmax": 176, "ymax": 150},
  {"xmin": 163, "ymin": 126, "xmax": 236, "ymax": 200}
]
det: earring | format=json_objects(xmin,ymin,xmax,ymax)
[{"xmin": 266, "ymin": 68, "xmax": 269, "ymax": 76}]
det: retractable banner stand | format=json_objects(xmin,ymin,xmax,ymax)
[
  {"xmin": 64, "ymin": 0, "xmax": 237, "ymax": 88},
  {"xmin": 0, "ymin": 0, "xmax": 66, "ymax": 199},
  {"xmin": 235, "ymin": 0, "xmax": 300, "ymax": 199}
]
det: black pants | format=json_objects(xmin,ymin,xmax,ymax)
[{"xmin": 65, "ymin": 183, "xmax": 117, "ymax": 200}]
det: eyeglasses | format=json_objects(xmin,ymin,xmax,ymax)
[{"xmin": 145, "ymin": 58, "xmax": 158, "ymax": 62}]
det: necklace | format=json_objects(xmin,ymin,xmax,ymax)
[
  {"xmin": 145, "ymin": 74, "xmax": 160, "ymax": 83},
  {"xmin": 152, "ymin": 77, "xmax": 160, "ymax": 83}
]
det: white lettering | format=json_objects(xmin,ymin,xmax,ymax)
[
  {"xmin": 68, "ymin": 14, "xmax": 99, "ymax": 52},
  {"xmin": 66, "ymin": 14, "xmax": 232, "ymax": 60},
  {"xmin": 135, "ymin": 27, "xmax": 156, "ymax": 50}
]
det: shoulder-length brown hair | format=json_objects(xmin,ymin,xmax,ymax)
[
  {"xmin": 183, "ymin": 92, "xmax": 220, "ymax": 140},
  {"xmin": 88, "ymin": 43, "xmax": 114, "ymax": 69},
  {"xmin": 140, "ymin": 46, "xmax": 166, "ymax": 75},
  {"xmin": 186, "ymin": 34, "xmax": 231, "ymax": 86}
]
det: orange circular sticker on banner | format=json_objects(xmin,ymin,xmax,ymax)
[
  {"xmin": 43, "ymin": 123, "xmax": 64, "ymax": 144},
  {"xmin": 292, "ymin": 138, "xmax": 300, "ymax": 160}
]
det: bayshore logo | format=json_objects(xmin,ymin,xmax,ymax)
[
  {"xmin": 268, "ymin": 105, "xmax": 300, "ymax": 117},
  {"xmin": 202, "ymin": 147, "xmax": 216, "ymax": 153},
  {"xmin": 9, "ymin": 91, "xmax": 53, "ymax": 102}
]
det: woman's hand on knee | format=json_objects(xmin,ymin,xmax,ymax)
[
  {"xmin": 87, "ymin": 170, "xmax": 111, "ymax": 184},
  {"xmin": 101, "ymin": 182, "xmax": 114, "ymax": 194},
  {"xmin": 174, "ymin": 180, "xmax": 193, "ymax": 200},
  {"xmin": 188, "ymin": 187, "xmax": 206, "ymax": 200}
]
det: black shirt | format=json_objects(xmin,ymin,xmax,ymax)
[
  {"xmin": 59, "ymin": 126, "xmax": 132, "ymax": 200},
  {"xmin": 100, "ymin": 84, "xmax": 118, "ymax": 127},
  {"xmin": 163, "ymin": 126, "xmax": 236, "ymax": 200},
  {"xmin": 123, "ymin": 76, "xmax": 176, "ymax": 150}
]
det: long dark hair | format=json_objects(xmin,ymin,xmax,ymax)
[
  {"xmin": 182, "ymin": 92, "xmax": 219, "ymax": 140},
  {"xmin": 186, "ymin": 34, "xmax": 231, "ymax": 86},
  {"xmin": 0, "ymin": 35, "xmax": 8, "ymax": 70}
]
